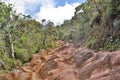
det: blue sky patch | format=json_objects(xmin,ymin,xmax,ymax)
[{"xmin": 56, "ymin": 0, "xmax": 85, "ymax": 7}]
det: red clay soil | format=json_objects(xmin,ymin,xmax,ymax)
[{"xmin": 0, "ymin": 42, "xmax": 120, "ymax": 80}]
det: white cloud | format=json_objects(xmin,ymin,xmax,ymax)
[
  {"xmin": 2, "ymin": 0, "xmax": 26, "ymax": 14},
  {"xmin": 35, "ymin": 2, "xmax": 80, "ymax": 25},
  {"xmin": 1, "ymin": 0, "xmax": 40, "ymax": 14},
  {"xmin": 1, "ymin": 0, "xmax": 80, "ymax": 25}
]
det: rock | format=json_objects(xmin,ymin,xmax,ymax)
[{"xmin": 1, "ymin": 43, "xmax": 120, "ymax": 80}]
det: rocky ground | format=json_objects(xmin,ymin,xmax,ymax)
[{"xmin": 0, "ymin": 42, "xmax": 120, "ymax": 80}]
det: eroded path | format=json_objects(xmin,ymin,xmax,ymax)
[{"xmin": 1, "ymin": 42, "xmax": 120, "ymax": 80}]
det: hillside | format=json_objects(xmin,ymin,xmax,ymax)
[
  {"xmin": 1, "ymin": 42, "xmax": 120, "ymax": 80},
  {"xmin": 0, "ymin": 0, "xmax": 120, "ymax": 80},
  {"xmin": 61, "ymin": 0, "xmax": 120, "ymax": 51}
]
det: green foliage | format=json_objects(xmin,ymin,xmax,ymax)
[
  {"xmin": 0, "ymin": 53, "xmax": 21, "ymax": 70},
  {"xmin": 14, "ymin": 48, "xmax": 29, "ymax": 63},
  {"xmin": 4, "ymin": 58, "xmax": 21, "ymax": 70},
  {"xmin": 84, "ymin": 36, "xmax": 98, "ymax": 49},
  {"xmin": 104, "ymin": 42, "xmax": 117, "ymax": 51},
  {"xmin": 0, "ymin": 1, "xmax": 62, "ymax": 72},
  {"xmin": 0, "ymin": 0, "xmax": 120, "ymax": 72},
  {"xmin": 60, "ymin": 0, "xmax": 120, "ymax": 51}
]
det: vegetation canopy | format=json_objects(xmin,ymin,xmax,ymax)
[{"xmin": 0, "ymin": 0, "xmax": 120, "ymax": 72}]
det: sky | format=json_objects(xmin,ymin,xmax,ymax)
[{"xmin": 2, "ymin": 0, "xmax": 85, "ymax": 25}]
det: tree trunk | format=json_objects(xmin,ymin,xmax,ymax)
[
  {"xmin": 6, "ymin": 21, "xmax": 15, "ymax": 58},
  {"xmin": 11, "ymin": 43, "xmax": 15, "ymax": 58},
  {"xmin": 43, "ymin": 30, "xmax": 47, "ymax": 49}
]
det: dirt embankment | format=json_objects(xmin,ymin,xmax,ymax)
[{"xmin": 0, "ymin": 42, "xmax": 120, "ymax": 80}]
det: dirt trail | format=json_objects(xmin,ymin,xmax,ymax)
[{"xmin": 1, "ymin": 42, "xmax": 120, "ymax": 80}]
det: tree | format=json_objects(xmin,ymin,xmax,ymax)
[{"xmin": 0, "ymin": 2, "xmax": 15, "ymax": 58}]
